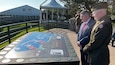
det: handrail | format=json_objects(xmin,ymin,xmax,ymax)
[
  {"xmin": 0, "ymin": 20, "xmax": 69, "ymax": 50},
  {"xmin": 0, "ymin": 20, "xmax": 39, "ymax": 28},
  {"xmin": 0, "ymin": 20, "xmax": 40, "ymax": 49}
]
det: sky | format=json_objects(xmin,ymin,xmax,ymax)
[{"xmin": 0, "ymin": 0, "xmax": 64, "ymax": 12}]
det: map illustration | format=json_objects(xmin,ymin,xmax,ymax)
[{"xmin": 5, "ymin": 32, "xmax": 69, "ymax": 58}]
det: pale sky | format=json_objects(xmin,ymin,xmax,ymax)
[{"xmin": 0, "ymin": 0, "xmax": 64, "ymax": 12}]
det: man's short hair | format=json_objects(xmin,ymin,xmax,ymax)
[{"xmin": 80, "ymin": 10, "xmax": 91, "ymax": 16}]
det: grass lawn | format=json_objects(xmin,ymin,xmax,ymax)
[{"xmin": 0, "ymin": 26, "xmax": 46, "ymax": 49}]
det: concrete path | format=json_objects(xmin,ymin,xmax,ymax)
[{"xmin": 46, "ymin": 28, "xmax": 115, "ymax": 65}]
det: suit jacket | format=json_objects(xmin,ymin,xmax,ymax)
[
  {"xmin": 83, "ymin": 15, "xmax": 112, "ymax": 65},
  {"xmin": 78, "ymin": 17, "xmax": 95, "ymax": 49}
]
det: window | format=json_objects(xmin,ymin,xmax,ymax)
[
  {"xmin": 28, "ymin": 9, "xmax": 31, "ymax": 11},
  {"xmin": 23, "ymin": 9, "xmax": 26, "ymax": 11}
]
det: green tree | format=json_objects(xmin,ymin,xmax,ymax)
[
  {"xmin": 112, "ymin": 0, "xmax": 115, "ymax": 15},
  {"xmin": 60, "ymin": 0, "xmax": 99, "ymax": 18},
  {"xmin": 84, "ymin": 0, "xmax": 98, "ymax": 12},
  {"xmin": 60, "ymin": 0, "xmax": 83, "ymax": 19}
]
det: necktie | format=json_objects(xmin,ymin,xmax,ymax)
[{"xmin": 82, "ymin": 22, "xmax": 86, "ymax": 32}]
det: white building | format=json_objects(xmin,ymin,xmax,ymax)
[
  {"xmin": 40, "ymin": 0, "xmax": 67, "ymax": 22},
  {"xmin": 0, "ymin": 5, "xmax": 40, "ymax": 25}
]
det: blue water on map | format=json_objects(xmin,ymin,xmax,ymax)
[{"xmin": 14, "ymin": 32, "xmax": 54, "ymax": 52}]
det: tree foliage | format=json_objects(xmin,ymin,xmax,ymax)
[
  {"xmin": 60, "ymin": 0, "xmax": 115, "ymax": 19},
  {"xmin": 60, "ymin": 0, "xmax": 99, "ymax": 18},
  {"xmin": 112, "ymin": 0, "xmax": 115, "ymax": 15}
]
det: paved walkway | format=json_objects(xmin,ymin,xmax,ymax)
[{"xmin": 46, "ymin": 28, "xmax": 115, "ymax": 65}]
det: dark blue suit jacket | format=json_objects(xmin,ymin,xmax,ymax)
[{"xmin": 78, "ymin": 18, "xmax": 95, "ymax": 49}]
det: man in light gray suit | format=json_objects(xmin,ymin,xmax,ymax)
[{"xmin": 77, "ymin": 10, "xmax": 95, "ymax": 65}]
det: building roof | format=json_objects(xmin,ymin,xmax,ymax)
[
  {"xmin": 0, "ymin": 5, "xmax": 40, "ymax": 16},
  {"xmin": 40, "ymin": 0, "xmax": 67, "ymax": 9}
]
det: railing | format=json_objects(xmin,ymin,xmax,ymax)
[
  {"xmin": 42, "ymin": 20, "xmax": 69, "ymax": 30},
  {"xmin": 0, "ymin": 20, "xmax": 40, "ymax": 49},
  {"xmin": 0, "ymin": 20, "xmax": 69, "ymax": 49}
]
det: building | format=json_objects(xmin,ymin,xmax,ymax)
[
  {"xmin": 40, "ymin": 0, "xmax": 67, "ymax": 22},
  {"xmin": 0, "ymin": 5, "xmax": 40, "ymax": 25}
]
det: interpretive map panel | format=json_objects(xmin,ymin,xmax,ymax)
[
  {"xmin": 5, "ymin": 32, "xmax": 69, "ymax": 58},
  {"xmin": 0, "ymin": 32, "xmax": 79, "ymax": 65}
]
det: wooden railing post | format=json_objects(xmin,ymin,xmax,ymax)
[
  {"xmin": 26, "ymin": 23, "xmax": 28, "ymax": 33},
  {"xmin": 38, "ymin": 21, "xmax": 40, "ymax": 31},
  {"xmin": 7, "ymin": 26, "xmax": 11, "ymax": 44}
]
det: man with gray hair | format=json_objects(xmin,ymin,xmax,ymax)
[{"xmin": 77, "ymin": 10, "xmax": 95, "ymax": 65}]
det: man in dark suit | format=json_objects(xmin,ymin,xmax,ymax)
[
  {"xmin": 77, "ymin": 10, "xmax": 95, "ymax": 65},
  {"xmin": 83, "ymin": 2, "xmax": 112, "ymax": 65}
]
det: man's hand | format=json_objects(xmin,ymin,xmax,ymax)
[{"xmin": 77, "ymin": 41, "xmax": 81, "ymax": 47}]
